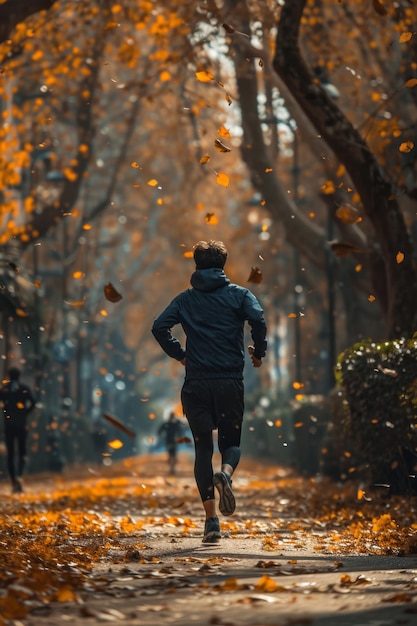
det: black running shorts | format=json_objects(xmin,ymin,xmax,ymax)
[{"xmin": 181, "ymin": 378, "xmax": 244, "ymax": 434}]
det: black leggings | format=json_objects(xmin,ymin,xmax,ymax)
[
  {"xmin": 4, "ymin": 426, "xmax": 27, "ymax": 483},
  {"xmin": 193, "ymin": 425, "xmax": 241, "ymax": 502}
]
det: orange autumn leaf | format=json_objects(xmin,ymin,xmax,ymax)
[
  {"xmin": 217, "ymin": 125, "xmax": 231, "ymax": 138},
  {"xmin": 399, "ymin": 141, "xmax": 414, "ymax": 153},
  {"xmin": 399, "ymin": 32, "xmax": 413, "ymax": 43},
  {"xmin": 205, "ymin": 213, "xmax": 218, "ymax": 224},
  {"xmin": 195, "ymin": 70, "xmax": 214, "ymax": 82},
  {"xmin": 107, "ymin": 439, "xmax": 124, "ymax": 450},
  {"xmin": 216, "ymin": 172, "xmax": 229, "ymax": 187}
]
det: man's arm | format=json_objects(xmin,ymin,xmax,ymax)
[
  {"xmin": 244, "ymin": 292, "xmax": 267, "ymax": 360},
  {"xmin": 151, "ymin": 298, "xmax": 186, "ymax": 362}
]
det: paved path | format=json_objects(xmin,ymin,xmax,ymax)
[{"xmin": 2, "ymin": 454, "xmax": 417, "ymax": 625}]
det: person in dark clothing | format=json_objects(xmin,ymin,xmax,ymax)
[
  {"xmin": 152, "ymin": 240, "xmax": 267, "ymax": 543},
  {"xmin": 158, "ymin": 411, "xmax": 183, "ymax": 475},
  {"xmin": 0, "ymin": 367, "xmax": 36, "ymax": 493}
]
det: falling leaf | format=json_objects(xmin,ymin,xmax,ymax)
[
  {"xmin": 247, "ymin": 266, "xmax": 262, "ymax": 284},
  {"xmin": 217, "ymin": 125, "xmax": 231, "ymax": 138},
  {"xmin": 372, "ymin": 0, "xmax": 387, "ymax": 15},
  {"xmin": 216, "ymin": 172, "xmax": 229, "ymax": 187},
  {"xmin": 103, "ymin": 412, "xmax": 136, "ymax": 438},
  {"xmin": 214, "ymin": 138, "xmax": 231, "ymax": 153},
  {"xmin": 195, "ymin": 70, "xmax": 214, "ymax": 83},
  {"xmin": 104, "ymin": 282, "xmax": 123, "ymax": 303},
  {"xmin": 16, "ymin": 308, "xmax": 28, "ymax": 317},
  {"xmin": 205, "ymin": 213, "xmax": 219, "ymax": 224},
  {"xmin": 176, "ymin": 436, "xmax": 192, "ymax": 444},
  {"xmin": 329, "ymin": 241, "xmax": 368, "ymax": 257},
  {"xmin": 225, "ymin": 93, "xmax": 232, "ymax": 106},
  {"xmin": 222, "ymin": 22, "xmax": 249, "ymax": 38},
  {"xmin": 223, "ymin": 23, "xmax": 235, "ymax": 34},
  {"xmin": 199, "ymin": 154, "xmax": 210, "ymax": 164},
  {"xmin": 147, "ymin": 178, "xmax": 158, "ymax": 186},
  {"xmin": 72, "ymin": 271, "xmax": 84, "ymax": 279},
  {"xmin": 399, "ymin": 141, "xmax": 414, "ymax": 153},
  {"xmin": 108, "ymin": 439, "xmax": 124, "ymax": 450},
  {"xmin": 336, "ymin": 204, "xmax": 361, "ymax": 225},
  {"xmin": 399, "ymin": 32, "xmax": 413, "ymax": 43},
  {"xmin": 369, "ymin": 294, "xmax": 376, "ymax": 302},
  {"xmin": 405, "ymin": 78, "xmax": 417, "ymax": 88},
  {"xmin": 66, "ymin": 300, "xmax": 85, "ymax": 307},
  {"xmin": 8, "ymin": 261, "xmax": 19, "ymax": 273},
  {"xmin": 396, "ymin": 252, "xmax": 404, "ymax": 264}
]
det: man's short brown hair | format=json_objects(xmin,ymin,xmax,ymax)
[{"xmin": 193, "ymin": 240, "xmax": 228, "ymax": 270}]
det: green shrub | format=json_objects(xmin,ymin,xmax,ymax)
[{"xmin": 335, "ymin": 337, "xmax": 417, "ymax": 488}]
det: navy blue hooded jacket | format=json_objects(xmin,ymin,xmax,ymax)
[{"xmin": 152, "ymin": 268, "xmax": 267, "ymax": 381}]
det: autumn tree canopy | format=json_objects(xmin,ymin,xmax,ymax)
[{"xmin": 0, "ymin": 0, "xmax": 416, "ymax": 415}]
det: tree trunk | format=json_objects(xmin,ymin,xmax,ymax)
[{"xmin": 272, "ymin": 0, "xmax": 417, "ymax": 338}]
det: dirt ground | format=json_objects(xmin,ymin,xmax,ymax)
[{"xmin": 1, "ymin": 453, "xmax": 417, "ymax": 626}]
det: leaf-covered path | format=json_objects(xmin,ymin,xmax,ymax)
[{"xmin": 1, "ymin": 453, "xmax": 417, "ymax": 625}]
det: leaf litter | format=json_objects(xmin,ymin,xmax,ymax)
[{"xmin": 1, "ymin": 455, "xmax": 417, "ymax": 622}]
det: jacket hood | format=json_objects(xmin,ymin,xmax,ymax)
[{"xmin": 190, "ymin": 268, "xmax": 230, "ymax": 292}]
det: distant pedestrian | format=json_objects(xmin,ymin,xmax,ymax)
[
  {"xmin": 152, "ymin": 240, "xmax": 267, "ymax": 543},
  {"xmin": 158, "ymin": 411, "xmax": 184, "ymax": 475},
  {"xmin": 0, "ymin": 367, "xmax": 36, "ymax": 493}
]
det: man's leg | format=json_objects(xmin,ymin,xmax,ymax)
[
  {"xmin": 16, "ymin": 427, "xmax": 27, "ymax": 480},
  {"xmin": 214, "ymin": 379, "xmax": 244, "ymax": 516},
  {"xmin": 4, "ymin": 428, "xmax": 17, "ymax": 490},
  {"xmin": 193, "ymin": 430, "xmax": 215, "ymax": 506},
  {"xmin": 181, "ymin": 380, "xmax": 221, "ymax": 542},
  {"xmin": 193, "ymin": 431, "xmax": 221, "ymax": 542}
]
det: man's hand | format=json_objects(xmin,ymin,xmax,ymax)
[{"xmin": 248, "ymin": 346, "xmax": 262, "ymax": 368}]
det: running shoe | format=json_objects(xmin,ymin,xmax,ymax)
[
  {"xmin": 202, "ymin": 516, "xmax": 221, "ymax": 543},
  {"xmin": 213, "ymin": 471, "xmax": 235, "ymax": 516}
]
